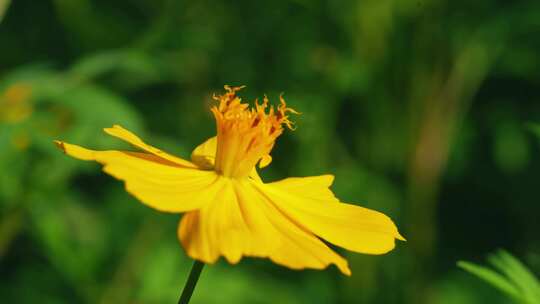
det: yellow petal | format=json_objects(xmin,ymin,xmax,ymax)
[
  {"xmin": 267, "ymin": 175, "xmax": 339, "ymax": 203},
  {"xmin": 191, "ymin": 136, "xmax": 217, "ymax": 169},
  {"xmin": 252, "ymin": 178, "xmax": 404, "ymax": 255},
  {"xmin": 263, "ymin": 205, "xmax": 351, "ymax": 275},
  {"xmin": 179, "ymin": 179, "xmax": 277, "ymax": 264},
  {"xmin": 240, "ymin": 180, "xmax": 351, "ymax": 275},
  {"xmin": 56, "ymin": 141, "xmax": 222, "ymax": 213},
  {"xmin": 178, "ymin": 179, "xmax": 351, "ymax": 275},
  {"xmin": 104, "ymin": 125, "xmax": 196, "ymax": 168}
]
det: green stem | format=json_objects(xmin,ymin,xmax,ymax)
[{"xmin": 178, "ymin": 260, "xmax": 205, "ymax": 304}]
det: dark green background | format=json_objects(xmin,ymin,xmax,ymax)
[{"xmin": 1, "ymin": 0, "xmax": 539, "ymax": 303}]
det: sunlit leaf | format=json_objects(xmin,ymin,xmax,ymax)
[
  {"xmin": 489, "ymin": 250, "xmax": 540, "ymax": 303},
  {"xmin": 457, "ymin": 261, "xmax": 522, "ymax": 301},
  {"xmin": 459, "ymin": 250, "xmax": 540, "ymax": 304},
  {"xmin": 0, "ymin": 0, "xmax": 10, "ymax": 23},
  {"xmin": 527, "ymin": 123, "xmax": 540, "ymax": 139}
]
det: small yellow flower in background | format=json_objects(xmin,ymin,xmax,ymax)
[
  {"xmin": 0, "ymin": 83, "xmax": 33, "ymax": 123},
  {"xmin": 55, "ymin": 86, "xmax": 404, "ymax": 275},
  {"xmin": 11, "ymin": 132, "xmax": 31, "ymax": 151}
]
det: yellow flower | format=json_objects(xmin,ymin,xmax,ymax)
[
  {"xmin": 0, "ymin": 83, "xmax": 33, "ymax": 123},
  {"xmin": 55, "ymin": 86, "xmax": 404, "ymax": 275}
]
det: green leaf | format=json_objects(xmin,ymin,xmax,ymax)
[
  {"xmin": 489, "ymin": 250, "xmax": 540, "ymax": 303},
  {"xmin": 54, "ymin": 84, "xmax": 142, "ymax": 129},
  {"xmin": 527, "ymin": 123, "xmax": 540, "ymax": 138},
  {"xmin": 68, "ymin": 49, "xmax": 161, "ymax": 86},
  {"xmin": 459, "ymin": 251, "xmax": 540, "ymax": 304},
  {"xmin": 457, "ymin": 261, "xmax": 523, "ymax": 301},
  {"xmin": 0, "ymin": 0, "xmax": 10, "ymax": 23}
]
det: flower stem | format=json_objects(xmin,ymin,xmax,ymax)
[{"xmin": 178, "ymin": 260, "xmax": 205, "ymax": 304}]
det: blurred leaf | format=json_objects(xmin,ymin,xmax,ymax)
[
  {"xmin": 493, "ymin": 121, "xmax": 530, "ymax": 173},
  {"xmin": 0, "ymin": 208, "xmax": 23, "ymax": 258},
  {"xmin": 0, "ymin": 124, "xmax": 32, "ymax": 204},
  {"xmin": 53, "ymin": 84, "xmax": 142, "ymax": 131},
  {"xmin": 0, "ymin": 0, "xmax": 9, "ymax": 23},
  {"xmin": 69, "ymin": 49, "xmax": 162, "ymax": 87},
  {"xmin": 193, "ymin": 264, "xmax": 305, "ymax": 304},
  {"xmin": 458, "ymin": 261, "xmax": 522, "ymax": 300},
  {"xmin": 136, "ymin": 242, "xmax": 188, "ymax": 303},
  {"xmin": 489, "ymin": 251, "xmax": 540, "ymax": 303},
  {"xmin": 52, "ymin": 0, "xmax": 137, "ymax": 49},
  {"xmin": 0, "ymin": 64, "xmax": 76, "ymax": 102},
  {"xmin": 458, "ymin": 250, "xmax": 540, "ymax": 304},
  {"xmin": 29, "ymin": 193, "xmax": 107, "ymax": 303},
  {"xmin": 435, "ymin": 271, "xmax": 509, "ymax": 304},
  {"xmin": 527, "ymin": 123, "xmax": 540, "ymax": 139}
]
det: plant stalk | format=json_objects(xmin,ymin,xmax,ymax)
[{"xmin": 178, "ymin": 260, "xmax": 205, "ymax": 304}]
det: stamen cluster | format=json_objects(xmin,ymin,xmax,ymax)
[{"xmin": 211, "ymin": 85, "xmax": 298, "ymax": 178}]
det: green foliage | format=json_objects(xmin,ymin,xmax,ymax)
[
  {"xmin": 527, "ymin": 123, "xmax": 540, "ymax": 139},
  {"xmin": 0, "ymin": 0, "xmax": 9, "ymax": 23},
  {"xmin": 458, "ymin": 251, "xmax": 540, "ymax": 304}
]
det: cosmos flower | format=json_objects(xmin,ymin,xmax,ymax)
[{"xmin": 55, "ymin": 86, "xmax": 404, "ymax": 275}]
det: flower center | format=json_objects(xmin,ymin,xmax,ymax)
[{"xmin": 211, "ymin": 85, "xmax": 298, "ymax": 178}]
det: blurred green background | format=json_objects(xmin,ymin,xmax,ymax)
[{"xmin": 1, "ymin": 0, "xmax": 540, "ymax": 303}]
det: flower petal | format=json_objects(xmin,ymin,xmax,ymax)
[
  {"xmin": 252, "ymin": 178, "xmax": 404, "ymax": 255},
  {"xmin": 179, "ymin": 178, "xmax": 275, "ymax": 264},
  {"xmin": 104, "ymin": 125, "xmax": 196, "ymax": 168},
  {"xmin": 191, "ymin": 136, "xmax": 217, "ymax": 169},
  {"xmin": 267, "ymin": 175, "xmax": 339, "ymax": 203},
  {"xmin": 262, "ymin": 205, "xmax": 351, "ymax": 275},
  {"xmin": 239, "ymin": 180, "xmax": 351, "ymax": 275},
  {"xmin": 178, "ymin": 179, "xmax": 351, "ymax": 275},
  {"xmin": 55, "ymin": 141, "xmax": 222, "ymax": 213}
]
